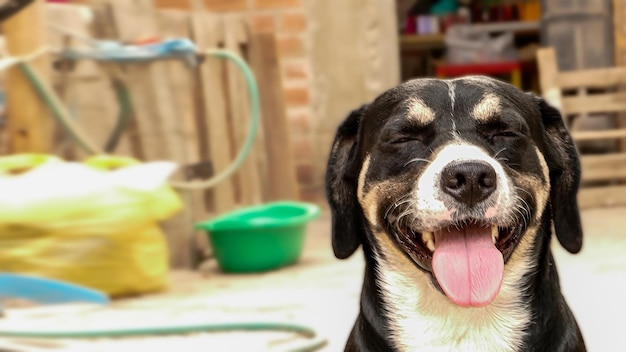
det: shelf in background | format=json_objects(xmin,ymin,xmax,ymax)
[
  {"xmin": 400, "ymin": 21, "xmax": 540, "ymax": 51},
  {"xmin": 400, "ymin": 33, "xmax": 446, "ymax": 50}
]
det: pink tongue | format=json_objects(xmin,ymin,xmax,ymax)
[{"xmin": 432, "ymin": 225, "xmax": 503, "ymax": 307}]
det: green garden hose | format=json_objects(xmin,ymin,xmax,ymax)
[
  {"xmin": 19, "ymin": 48, "xmax": 261, "ymax": 191},
  {"xmin": 104, "ymin": 79, "xmax": 133, "ymax": 153},
  {"xmin": 19, "ymin": 62, "xmax": 103, "ymax": 155},
  {"xmin": 169, "ymin": 49, "xmax": 261, "ymax": 191},
  {"xmin": 0, "ymin": 321, "xmax": 327, "ymax": 352}
]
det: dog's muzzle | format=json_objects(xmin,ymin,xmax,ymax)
[
  {"xmin": 391, "ymin": 144, "xmax": 524, "ymax": 308},
  {"xmin": 430, "ymin": 161, "xmax": 503, "ymax": 307}
]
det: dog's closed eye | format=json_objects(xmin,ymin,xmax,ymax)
[
  {"xmin": 389, "ymin": 136, "xmax": 419, "ymax": 144},
  {"xmin": 493, "ymin": 131, "xmax": 520, "ymax": 138},
  {"xmin": 382, "ymin": 124, "xmax": 434, "ymax": 146}
]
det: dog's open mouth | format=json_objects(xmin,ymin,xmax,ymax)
[{"xmin": 397, "ymin": 221, "xmax": 520, "ymax": 308}]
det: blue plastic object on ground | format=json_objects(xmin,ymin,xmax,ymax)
[{"xmin": 0, "ymin": 273, "xmax": 109, "ymax": 307}]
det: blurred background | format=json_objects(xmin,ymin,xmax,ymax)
[{"xmin": 0, "ymin": 0, "xmax": 624, "ymax": 351}]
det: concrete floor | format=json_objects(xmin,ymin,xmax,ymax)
[{"xmin": 0, "ymin": 207, "xmax": 625, "ymax": 351}]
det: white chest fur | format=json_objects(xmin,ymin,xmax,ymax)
[{"xmin": 376, "ymin": 249, "xmax": 533, "ymax": 352}]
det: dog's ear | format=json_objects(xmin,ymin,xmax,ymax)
[
  {"xmin": 536, "ymin": 97, "xmax": 583, "ymax": 253},
  {"xmin": 325, "ymin": 105, "xmax": 368, "ymax": 259}
]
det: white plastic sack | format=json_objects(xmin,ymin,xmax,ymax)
[{"xmin": 445, "ymin": 26, "xmax": 519, "ymax": 64}]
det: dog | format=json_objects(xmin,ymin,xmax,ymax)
[{"xmin": 326, "ymin": 76, "xmax": 586, "ymax": 352}]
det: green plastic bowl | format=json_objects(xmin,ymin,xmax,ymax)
[{"xmin": 196, "ymin": 201, "xmax": 320, "ymax": 273}]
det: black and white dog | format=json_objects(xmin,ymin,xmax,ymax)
[{"xmin": 326, "ymin": 76, "xmax": 586, "ymax": 351}]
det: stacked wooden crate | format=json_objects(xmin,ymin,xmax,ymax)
[{"xmin": 537, "ymin": 48, "xmax": 626, "ymax": 209}]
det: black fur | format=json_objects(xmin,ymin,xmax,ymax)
[
  {"xmin": 326, "ymin": 77, "xmax": 586, "ymax": 351},
  {"xmin": 536, "ymin": 98, "xmax": 583, "ymax": 254},
  {"xmin": 325, "ymin": 104, "xmax": 368, "ymax": 259}
]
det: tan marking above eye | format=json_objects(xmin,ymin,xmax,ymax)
[
  {"xmin": 406, "ymin": 97, "xmax": 436, "ymax": 124},
  {"xmin": 472, "ymin": 93, "xmax": 501, "ymax": 121}
]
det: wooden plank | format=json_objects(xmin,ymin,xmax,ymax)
[
  {"xmin": 248, "ymin": 33, "xmax": 299, "ymax": 201},
  {"xmin": 561, "ymin": 92, "xmax": 626, "ymax": 115},
  {"xmin": 3, "ymin": 0, "xmax": 53, "ymax": 153},
  {"xmin": 107, "ymin": 0, "xmax": 186, "ymax": 162},
  {"xmin": 399, "ymin": 34, "xmax": 445, "ymax": 51},
  {"xmin": 156, "ymin": 9, "xmax": 207, "ymax": 268},
  {"xmin": 243, "ymin": 45, "xmax": 270, "ymax": 202},
  {"xmin": 46, "ymin": 3, "xmax": 134, "ymax": 158},
  {"xmin": 91, "ymin": 4, "xmax": 142, "ymax": 158},
  {"xmin": 581, "ymin": 154, "xmax": 626, "ymax": 181},
  {"xmin": 578, "ymin": 184, "xmax": 626, "ymax": 208},
  {"xmin": 223, "ymin": 16, "xmax": 262, "ymax": 206},
  {"xmin": 536, "ymin": 48, "xmax": 564, "ymax": 112},
  {"xmin": 157, "ymin": 10, "xmax": 200, "ymax": 170},
  {"xmin": 572, "ymin": 129, "xmax": 626, "ymax": 141},
  {"xmin": 557, "ymin": 67, "xmax": 626, "ymax": 89},
  {"xmin": 612, "ymin": 0, "xmax": 626, "ymax": 154},
  {"xmin": 105, "ymin": 1, "xmax": 186, "ymax": 161},
  {"xmin": 614, "ymin": 0, "xmax": 626, "ymax": 65},
  {"xmin": 108, "ymin": 0, "xmax": 196, "ymax": 268},
  {"xmin": 191, "ymin": 12, "xmax": 236, "ymax": 214},
  {"xmin": 538, "ymin": 12, "xmax": 626, "ymax": 208}
]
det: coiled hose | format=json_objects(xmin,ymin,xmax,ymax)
[{"xmin": 18, "ymin": 48, "xmax": 260, "ymax": 191}]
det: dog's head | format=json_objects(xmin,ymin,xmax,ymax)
[{"xmin": 326, "ymin": 76, "xmax": 582, "ymax": 308}]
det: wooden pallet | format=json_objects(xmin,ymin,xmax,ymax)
[
  {"xmin": 537, "ymin": 47, "xmax": 626, "ymax": 209},
  {"xmin": 44, "ymin": 1, "xmax": 299, "ymax": 267}
]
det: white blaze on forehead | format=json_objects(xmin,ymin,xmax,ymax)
[
  {"xmin": 473, "ymin": 93, "xmax": 501, "ymax": 121},
  {"xmin": 446, "ymin": 80, "xmax": 456, "ymax": 113},
  {"xmin": 406, "ymin": 97, "xmax": 435, "ymax": 124}
]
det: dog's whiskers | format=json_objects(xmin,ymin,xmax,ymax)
[
  {"xmin": 513, "ymin": 192, "xmax": 532, "ymax": 217},
  {"xmin": 384, "ymin": 194, "xmax": 419, "ymax": 237},
  {"xmin": 396, "ymin": 206, "xmax": 415, "ymax": 230},
  {"xmin": 385, "ymin": 195, "xmax": 413, "ymax": 220},
  {"xmin": 404, "ymin": 158, "xmax": 431, "ymax": 168},
  {"xmin": 494, "ymin": 148, "xmax": 507, "ymax": 160},
  {"xmin": 511, "ymin": 195, "xmax": 531, "ymax": 230},
  {"xmin": 516, "ymin": 187, "xmax": 535, "ymax": 203}
]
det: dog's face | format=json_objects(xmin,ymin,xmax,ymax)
[{"xmin": 326, "ymin": 76, "xmax": 583, "ymax": 308}]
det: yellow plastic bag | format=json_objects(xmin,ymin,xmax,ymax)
[{"xmin": 0, "ymin": 154, "xmax": 182, "ymax": 297}]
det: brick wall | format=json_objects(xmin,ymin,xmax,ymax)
[{"xmin": 154, "ymin": 0, "xmax": 319, "ymax": 203}]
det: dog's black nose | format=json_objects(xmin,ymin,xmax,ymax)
[{"xmin": 441, "ymin": 161, "xmax": 497, "ymax": 207}]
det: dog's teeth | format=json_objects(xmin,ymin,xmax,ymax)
[
  {"xmin": 422, "ymin": 232, "xmax": 435, "ymax": 252},
  {"xmin": 491, "ymin": 225, "xmax": 499, "ymax": 244},
  {"xmin": 425, "ymin": 239, "xmax": 435, "ymax": 252}
]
